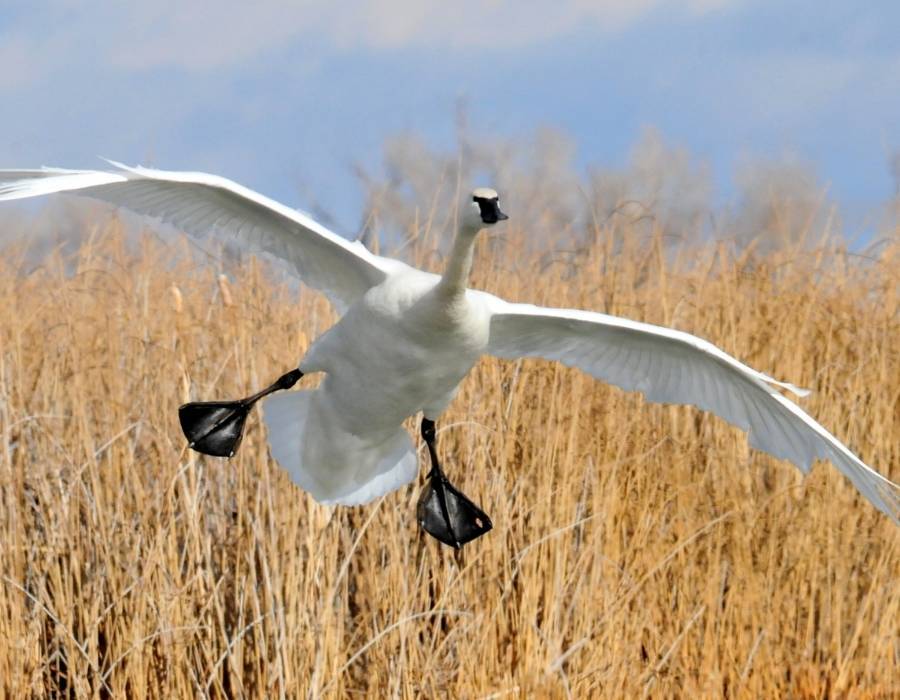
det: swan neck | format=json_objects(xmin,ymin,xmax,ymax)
[{"xmin": 438, "ymin": 227, "xmax": 479, "ymax": 297}]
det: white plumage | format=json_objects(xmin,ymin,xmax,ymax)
[{"xmin": 1, "ymin": 162, "xmax": 897, "ymax": 525}]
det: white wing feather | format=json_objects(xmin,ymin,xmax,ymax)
[
  {"xmin": 0, "ymin": 163, "xmax": 405, "ymax": 309},
  {"xmin": 481, "ymin": 293, "xmax": 900, "ymax": 525}
]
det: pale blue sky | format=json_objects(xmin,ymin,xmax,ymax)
[{"xmin": 2, "ymin": 1, "xmax": 899, "ymax": 236}]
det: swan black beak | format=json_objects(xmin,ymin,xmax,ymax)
[
  {"xmin": 475, "ymin": 195, "xmax": 508, "ymax": 225},
  {"xmin": 417, "ymin": 469, "xmax": 493, "ymax": 548},
  {"xmin": 179, "ymin": 368, "xmax": 303, "ymax": 458},
  {"xmin": 483, "ymin": 201, "xmax": 508, "ymax": 224}
]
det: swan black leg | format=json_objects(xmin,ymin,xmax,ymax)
[
  {"xmin": 179, "ymin": 368, "xmax": 303, "ymax": 457},
  {"xmin": 416, "ymin": 417, "xmax": 492, "ymax": 548}
]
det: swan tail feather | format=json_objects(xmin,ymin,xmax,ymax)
[{"xmin": 262, "ymin": 390, "xmax": 418, "ymax": 506}]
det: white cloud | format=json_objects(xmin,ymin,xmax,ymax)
[{"xmin": 0, "ymin": 0, "xmax": 742, "ymax": 78}]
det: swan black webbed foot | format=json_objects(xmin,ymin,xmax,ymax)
[
  {"xmin": 416, "ymin": 417, "xmax": 493, "ymax": 548},
  {"xmin": 179, "ymin": 368, "xmax": 303, "ymax": 457}
]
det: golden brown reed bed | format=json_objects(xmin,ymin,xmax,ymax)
[{"xmin": 0, "ymin": 220, "xmax": 897, "ymax": 698}]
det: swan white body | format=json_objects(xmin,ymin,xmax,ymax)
[
  {"xmin": 1, "ymin": 163, "xmax": 897, "ymax": 523},
  {"xmin": 275, "ymin": 269, "xmax": 491, "ymax": 504}
]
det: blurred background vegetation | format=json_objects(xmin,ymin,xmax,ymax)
[{"xmin": 0, "ymin": 129, "xmax": 897, "ymax": 698}]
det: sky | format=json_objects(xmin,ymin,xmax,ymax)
[{"xmin": 1, "ymin": 1, "xmax": 900, "ymax": 238}]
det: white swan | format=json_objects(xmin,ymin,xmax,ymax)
[{"xmin": 1, "ymin": 162, "xmax": 897, "ymax": 545}]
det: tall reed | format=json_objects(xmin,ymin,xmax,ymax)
[{"xmin": 0, "ymin": 216, "xmax": 897, "ymax": 698}]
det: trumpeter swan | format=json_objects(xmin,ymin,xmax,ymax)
[{"xmin": 1, "ymin": 162, "xmax": 897, "ymax": 546}]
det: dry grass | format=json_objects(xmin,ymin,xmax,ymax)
[{"xmin": 0, "ymin": 218, "xmax": 897, "ymax": 699}]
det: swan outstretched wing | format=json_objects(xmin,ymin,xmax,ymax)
[
  {"xmin": 481, "ymin": 293, "xmax": 899, "ymax": 524},
  {"xmin": 0, "ymin": 162, "xmax": 402, "ymax": 309}
]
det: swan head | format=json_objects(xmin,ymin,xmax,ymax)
[{"xmin": 462, "ymin": 188, "xmax": 508, "ymax": 232}]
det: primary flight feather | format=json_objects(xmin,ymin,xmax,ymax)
[{"xmin": 1, "ymin": 162, "xmax": 896, "ymax": 544}]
